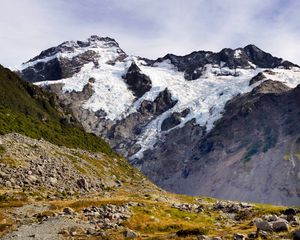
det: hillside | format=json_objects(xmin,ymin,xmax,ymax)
[{"xmin": 0, "ymin": 64, "xmax": 113, "ymax": 154}]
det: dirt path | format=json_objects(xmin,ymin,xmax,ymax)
[
  {"xmin": 1, "ymin": 203, "xmax": 93, "ymax": 240},
  {"xmin": 1, "ymin": 216, "xmax": 92, "ymax": 240}
]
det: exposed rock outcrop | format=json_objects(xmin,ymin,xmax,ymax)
[{"xmin": 122, "ymin": 61, "xmax": 152, "ymax": 98}]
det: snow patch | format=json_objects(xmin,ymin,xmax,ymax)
[{"xmin": 234, "ymin": 49, "xmax": 242, "ymax": 58}]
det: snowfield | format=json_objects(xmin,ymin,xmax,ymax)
[{"xmin": 131, "ymin": 61, "xmax": 300, "ymax": 159}]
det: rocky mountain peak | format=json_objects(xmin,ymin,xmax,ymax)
[
  {"xmin": 87, "ymin": 35, "xmax": 119, "ymax": 46},
  {"xmin": 154, "ymin": 44, "xmax": 298, "ymax": 80},
  {"xmin": 26, "ymin": 35, "xmax": 121, "ymax": 64},
  {"xmin": 17, "ymin": 35, "xmax": 127, "ymax": 83}
]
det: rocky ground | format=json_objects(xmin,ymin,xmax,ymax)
[
  {"xmin": 1, "ymin": 197, "xmax": 300, "ymax": 239},
  {"xmin": 0, "ymin": 133, "xmax": 154, "ymax": 200},
  {"xmin": 0, "ymin": 133, "xmax": 300, "ymax": 240}
]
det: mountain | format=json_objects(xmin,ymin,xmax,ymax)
[
  {"xmin": 1, "ymin": 54, "xmax": 300, "ymax": 240},
  {"xmin": 16, "ymin": 35, "xmax": 300, "ymax": 206}
]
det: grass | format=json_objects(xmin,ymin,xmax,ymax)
[
  {"xmin": 63, "ymin": 153, "xmax": 88, "ymax": 174},
  {"xmin": 0, "ymin": 156, "xmax": 26, "ymax": 168},
  {"xmin": 125, "ymin": 203, "xmax": 217, "ymax": 238}
]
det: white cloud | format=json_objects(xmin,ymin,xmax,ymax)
[{"xmin": 0, "ymin": 0, "xmax": 299, "ymax": 67}]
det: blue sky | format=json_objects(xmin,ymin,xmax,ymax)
[{"xmin": 1, "ymin": 0, "xmax": 300, "ymax": 67}]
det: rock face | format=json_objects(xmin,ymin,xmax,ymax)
[
  {"xmin": 161, "ymin": 109, "xmax": 190, "ymax": 131},
  {"xmin": 107, "ymin": 88, "xmax": 177, "ymax": 157},
  {"xmin": 16, "ymin": 35, "xmax": 300, "ymax": 205},
  {"xmin": 122, "ymin": 61, "xmax": 152, "ymax": 98}
]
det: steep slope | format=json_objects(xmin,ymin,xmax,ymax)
[
  {"xmin": 0, "ymin": 64, "xmax": 113, "ymax": 154},
  {"xmin": 16, "ymin": 35, "xmax": 300, "ymax": 205}
]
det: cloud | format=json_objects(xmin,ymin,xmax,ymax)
[{"xmin": 0, "ymin": 0, "xmax": 300, "ymax": 67}]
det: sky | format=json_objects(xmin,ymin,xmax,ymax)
[{"xmin": 1, "ymin": 0, "xmax": 300, "ymax": 67}]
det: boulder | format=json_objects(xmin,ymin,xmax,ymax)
[
  {"xmin": 5, "ymin": 180, "xmax": 12, "ymax": 188},
  {"xmin": 254, "ymin": 218, "xmax": 273, "ymax": 232},
  {"xmin": 63, "ymin": 207, "xmax": 75, "ymax": 215},
  {"xmin": 124, "ymin": 229, "xmax": 138, "ymax": 238},
  {"xmin": 197, "ymin": 235, "xmax": 210, "ymax": 240},
  {"xmin": 293, "ymin": 229, "xmax": 300, "ymax": 240},
  {"xmin": 264, "ymin": 214, "xmax": 278, "ymax": 222},
  {"xmin": 284, "ymin": 208, "xmax": 297, "ymax": 216},
  {"xmin": 272, "ymin": 219, "xmax": 289, "ymax": 232},
  {"xmin": 77, "ymin": 178, "xmax": 88, "ymax": 190},
  {"xmin": 49, "ymin": 177, "xmax": 57, "ymax": 185},
  {"xmin": 233, "ymin": 233, "xmax": 245, "ymax": 240},
  {"xmin": 27, "ymin": 175, "xmax": 37, "ymax": 182},
  {"xmin": 247, "ymin": 232, "xmax": 257, "ymax": 239}
]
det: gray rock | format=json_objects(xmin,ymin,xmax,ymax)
[
  {"xmin": 124, "ymin": 229, "xmax": 138, "ymax": 238},
  {"xmin": 197, "ymin": 235, "xmax": 210, "ymax": 240},
  {"xmin": 272, "ymin": 219, "xmax": 289, "ymax": 232},
  {"xmin": 234, "ymin": 233, "xmax": 245, "ymax": 240},
  {"xmin": 264, "ymin": 214, "xmax": 278, "ymax": 222},
  {"xmin": 283, "ymin": 208, "xmax": 297, "ymax": 216},
  {"xmin": 293, "ymin": 229, "xmax": 300, "ymax": 240},
  {"xmin": 5, "ymin": 180, "xmax": 12, "ymax": 188},
  {"xmin": 49, "ymin": 177, "xmax": 57, "ymax": 185},
  {"xmin": 86, "ymin": 228, "xmax": 98, "ymax": 235},
  {"xmin": 27, "ymin": 175, "xmax": 37, "ymax": 182},
  {"xmin": 247, "ymin": 232, "xmax": 257, "ymax": 239},
  {"xmin": 259, "ymin": 231, "xmax": 268, "ymax": 238},
  {"xmin": 77, "ymin": 178, "xmax": 88, "ymax": 190},
  {"xmin": 254, "ymin": 218, "xmax": 273, "ymax": 232},
  {"xmin": 63, "ymin": 207, "xmax": 75, "ymax": 215}
]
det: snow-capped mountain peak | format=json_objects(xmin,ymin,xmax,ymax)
[
  {"xmin": 16, "ymin": 36, "xmax": 300, "ymax": 160},
  {"xmin": 15, "ymin": 35, "xmax": 300, "ymax": 205}
]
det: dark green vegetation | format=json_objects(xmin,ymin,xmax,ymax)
[
  {"xmin": 0, "ymin": 65, "xmax": 114, "ymax": 155},
  {"xmin": 243, "ymin": 141, "xmax": 261, "ymax": 162},
  {"xmin": 262, "ymin": 127, "xmax": 278, "ymax": 153}
]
